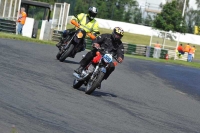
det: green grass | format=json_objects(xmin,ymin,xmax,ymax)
[
  {"xmin": 126, "ymin": 54, "xmax": 200, "ymax": 69},
  {"xmin": 66, "ymin": 24, "xmax": 151, "ymax": 45},
  {"xmin": 0, "ymin": 32, "xmax": 56, "ymax": 45},
  {"xmin": 67, "ymin": 24, "xmax": 200, "ymax": 60},
  {"xmin": 0, "ymin": 25, "xmax": 200, "ymax": 69}
]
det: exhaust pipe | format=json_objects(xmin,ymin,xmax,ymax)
[
  {"xmin": 73, "ymin": 72, "xmax": 89, "ymax": 81},
  {"xmin": 73, "ymin": 72, "xmax": 81, "ymax": 79}
]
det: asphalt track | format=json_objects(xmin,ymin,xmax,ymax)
[{"xmin": 0, "ymin": 38, "xmax": 200, "ymax": 133}]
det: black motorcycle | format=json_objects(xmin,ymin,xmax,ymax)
[
  {"xmin": 56, "ymin": 20, "xmax": 96, "ymax": 62},
  {"xmin": 72, "ymin": 48, "xmax": 119, "ymax": 95}
]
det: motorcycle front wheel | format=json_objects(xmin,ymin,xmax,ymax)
[
  {"xmin": 73, "ymin": 79, "xmax": 84, "ymax": 89},
  {"xmin": 56, "ymin": 51, "xmax": 62, "ymax": 60},
  {"xmin": 59, "ymin": 44, "xmax": 74, "ymax": 62},
  {"xmin": 85, "ymin": 71, "xmax": 105, "ymax": 95}
]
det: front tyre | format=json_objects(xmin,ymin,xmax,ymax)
[
  {"xmin": 56, "ymin": 51, "xmax": 62, "ymax": 60},
  {"xmin": 73, "ymin": 79, "xmax": 84, "ymax": 89},
  {"xmin": 59, "ymin": 44, "xmax": 74, "ymax": 62},
  {"xmin": 85, "ymin": 71, "xmax": 105, "ymax": 95}
]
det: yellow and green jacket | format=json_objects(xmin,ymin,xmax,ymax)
[{"xmin": 71, "ymin": 13, "xmax": 99, "ymax": 34}]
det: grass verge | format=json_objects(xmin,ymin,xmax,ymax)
[
  {"xmin": 0, "ymin": 32, "xmax": 56, "ymax": 45},
  {"xmin": 126, "ymin": 54, "xmax": 200, "ymax": 69}
]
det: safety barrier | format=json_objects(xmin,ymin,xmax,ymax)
[
  {"xmin": 85, "ymin": 39, "xmax": 147, "ymax": 56},
  {"xmin": 125, "ymin": 44, "xmax": 135, "ymax": 54},
  {"xmin": 160, "ymin": 49, "xmax": 168, "ymax": 59},
  {"xmin": 52, "ymin": 33, "xmax": 189, "ymax": 61},
  {"xmin": 85, "ymin": 39, "xmax": 93, "ymax": 50},
  {"xmin": 51, "ymin": 30, "xmax": 62, "ymax": 42},
  {"xmin": 0, "ymin": 18, "xmax": 16, "ymax": 33},
  {"xmin": 85, "ymin": 39, "xmax": 167, "ymax": 58},
  {"xmin": 176, "ymin": 53, "xmax": 188, "ymax": 61},
  {"xmin": 135, "ymin": 45, "xmax": 147, "ymax": 56},
  {"xmin": 168, "ymin": 49, "xmax": 188, "ymax": 61}
]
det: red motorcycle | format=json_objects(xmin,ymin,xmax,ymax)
[{"xmin": 73, "ymin": 48, "xmax": 119, "ymax": 95}]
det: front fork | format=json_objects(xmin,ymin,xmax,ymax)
[
  {"xmin": 90, "ymin": 65, "xmax": 99, "ymax": 80},
  {"xmin": 90, "ymin": 65, "xmax": 107, "ymax": 80},
  {"xmin": 63, "ymin": 35, "xmax": 75, "ymax": 50}
]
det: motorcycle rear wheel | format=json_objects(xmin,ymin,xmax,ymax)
[{"xmin": 85, "ymin": 71, "xmax": 105, "ymax": 95}]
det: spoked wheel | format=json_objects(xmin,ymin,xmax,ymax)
[{"xmin": 85, "ymin": 71, "xmax": 105, "ymax": 95}]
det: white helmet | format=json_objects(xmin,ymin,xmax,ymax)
[{"xmin": 88, "ymin": 7, "xmax": 98, "ymax": 19}]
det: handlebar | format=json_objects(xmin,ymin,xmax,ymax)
[
  {"xmin": 94, "ymin": 47, "xmax": 121, "ymax": 64},
  {"xmin": 71, "ymin": 20, "xmax": 96, "ymax": 40}
]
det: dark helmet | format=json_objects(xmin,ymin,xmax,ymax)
[
  {"xmin": 88, "ymin": 7, "xmax": 98, "ymax": 20},
  {"xmin": 112, "ymin": 27, "xmax": 124, "ymax": 41}
]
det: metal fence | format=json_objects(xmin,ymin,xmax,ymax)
[
  {"xmin": 51, "ymin": 29, "xmax": 62, "ymax": 42},
  {"xmin": 85, "ymin": 39, "xmax": 170, "ymax": 59},
  {"xmin": 50, "ymin": 31, "xmax": 171, "ymax": 60},
  {"xmin": 86, "ymin": 39, "xmax": 149, "ymax": 57}
]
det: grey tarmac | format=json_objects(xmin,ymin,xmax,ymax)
[{"xmin": 0, "ymin": 39, "xmax": 200, "ymax": 133}]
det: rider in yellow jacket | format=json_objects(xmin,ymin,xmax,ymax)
[{"xmin": 56, "ymin": 7, "xmax": 100, "ymax": 56}]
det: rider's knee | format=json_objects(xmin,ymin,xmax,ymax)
[{"xmin": 109, "ymin": 62, "xmax": 116, "ymax": 69}]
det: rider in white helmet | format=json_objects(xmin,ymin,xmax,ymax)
[{"xmin": 56, "ymin": 7, "xmax": 100, "ymax": 57}]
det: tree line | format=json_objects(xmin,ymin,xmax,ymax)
[{"xmin": 32, "ymin": 0, "xmax": 200, "ymax": 34}]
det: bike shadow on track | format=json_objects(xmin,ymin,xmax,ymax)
[
  {"xmin": 71, "ymin": 86, "xmax": 117, "ymax": 97},
  {"xmin": 63, "ymin": 60, "xmax": 80, "ymax": 64}
]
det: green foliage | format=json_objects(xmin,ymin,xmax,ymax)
[
  {"xmin": 193, "ymin": 10, "xmax": 200, "ymax": 25},
  {"xmin": 144, "ymin": 14, "xmax": 153, "ymax": 26},
  {"xmin": 26, "ymin": 0, "xmax": 145, "ymax": 24},
  {"xmin": 196, "ymin": 0, "xmax": 200, "ymax": 8},
  {"xmin": 185, "ymin": 9, "xmax": 196, "ymax": 33},
  {"xmin": 24, "ymin": 0, "xmax": 53, "ymax": 20},
  {"xmin": 153, "ymin": 1, "xmax": 187, "ymax": 33},
  {"xmin": 123, "ymin": 9, "xmax": 132, "ymax": 22},
  {"xmin": 24, "ymin": 0, "xmax": 199, "ymax": 35},
  {"xmin": 176, "ymin": 0, "xmax": 190, "ymax": 12},
  {"xmin": 27, "ymin": 6, "xmax": 47, "ymax": 20},
  {"xmin": 132, "ymin": 8, "xmax": 142, "ymax": 24},
  {"xmin": 74, "ymin": 0, "xmax": 88, "ymax": 15},
  {"xmin": 97, "ymin": 2, "xmax": 109, "ymax": 19},
  {"xmin": 65, "ymin": 0, "xmax": 138, "ymax": 23}
]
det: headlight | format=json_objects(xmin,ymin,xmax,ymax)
[{"xmin": 76, "ymin": 31, "xmax": 83, "ymax": 38}]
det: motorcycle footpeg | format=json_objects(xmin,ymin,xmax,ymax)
[{"xmin": 73, "ymin": 72, "xmax": 81, "ymax": 79}]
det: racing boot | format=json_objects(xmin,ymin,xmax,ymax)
[
  {"xmin": 74, "ymin": 66, "xmax": 84, "ymax": 74},
  {"xmin": 97, "ymin": 83, "xmax": 101, "ymax": 89},
  {"xmin": 69, "ymin": 51, "xmax": 76, "ymax": 58},
  {"xmin": 70, "ymin": 53, "xmax": 76, "ymax": 58}
]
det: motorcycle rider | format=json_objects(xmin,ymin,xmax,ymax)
[
  {"xmin": 56, "ymin": 7, "xmax": 100, "ymax": 58},
  {"xmin": 74, "ymin": 27, "xmax": 124, "ymax": 88}
]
